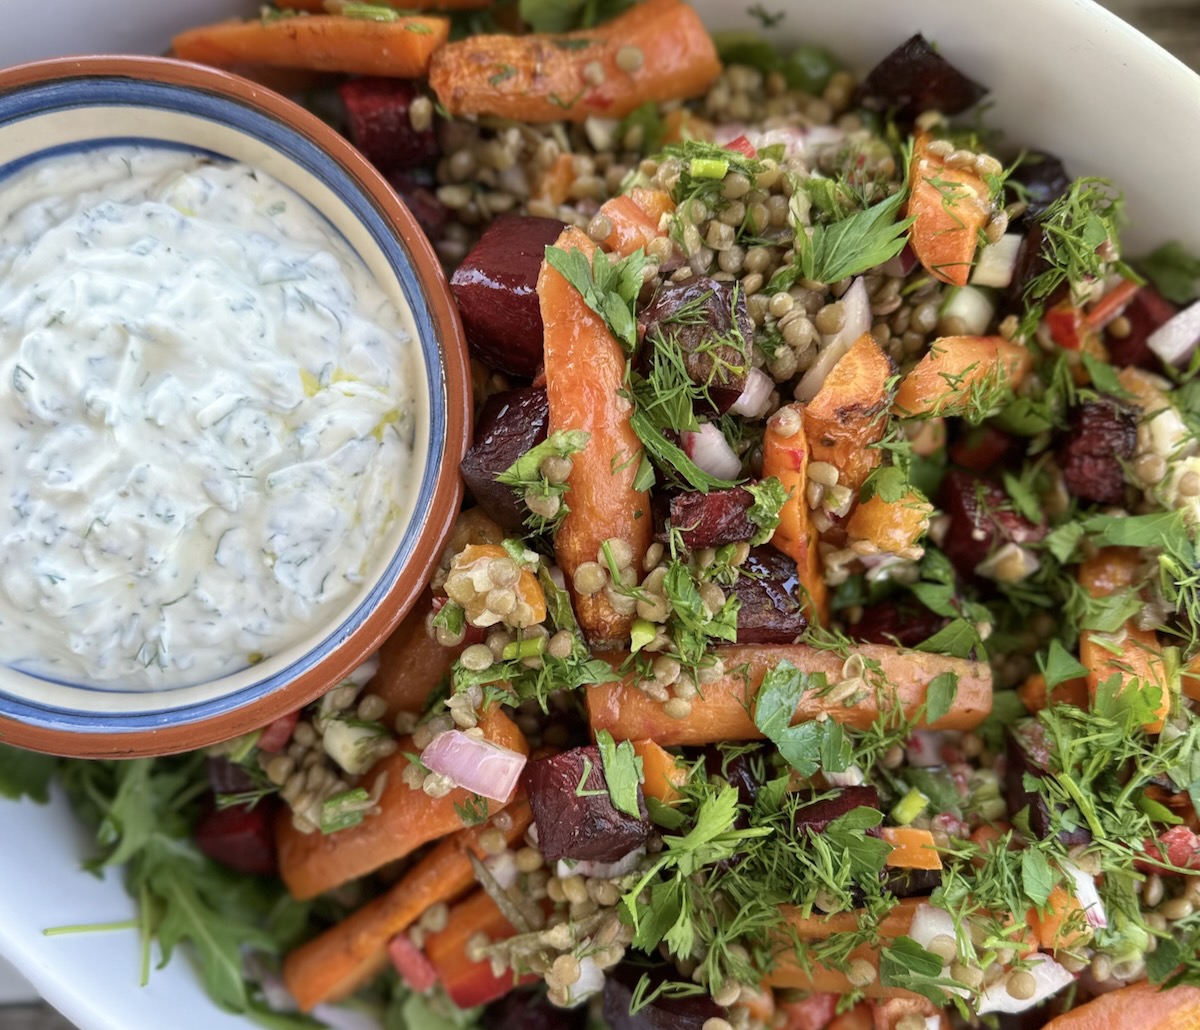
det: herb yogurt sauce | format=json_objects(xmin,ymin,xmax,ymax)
[{"xmin": 0, "ymin": 146, "xmax": 420, "ymax": 688}]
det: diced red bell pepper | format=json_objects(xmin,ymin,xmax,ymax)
[
  {"xmin": 1138, "ymin": 826, "xmax": 1200, "ymax": 874},
  {"xmin": 193, "ymin": 798, "xmax": 278, "ymax": 877},
  {"xmin": 257, "ymin": 709, "xmax": 300, "ymax": 754},
  {"xmin": 724, "ymin": 134, "xmax": 757, "ymax": 159},
  {"xmin": 1045, "ymin": 298, "xmax": 1094, "ymax": 351},
  {"xmin": 388, "ymin": 932, "xmax": 439, "ymax": 994}
]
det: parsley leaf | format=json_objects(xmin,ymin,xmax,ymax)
[
  {"xmin": 544, "ymin": 245, "xmax": 645, "ymax": 352},
  {"xmin": 518, "ymin": 0, "xmax": 632, "ymax": 32},
  {"xmin": 753, "ymin": 661, "xmax": 848, "ymax": 777},
  {"xmin": 1037, "ymin": 639, "xmax": 1088, "ymax": 689},
  {"xmin": 924, "ymin": 671, "xmax": 959, "ymax": 724},
  {"xmin": 596, "ymin": 730, "xmax": 644, "ymax": 818},
  {"xmin": 879, "ymin": 935, "xmax": 949, "ymax": 1003},
  {"xmin": 496, "ymin": 429, "xmax": 590, "ymax": 534},
  {"xmin": 0, "ymin": 743, "xmax": 59, "ymax": 802},
  {"xmin": 1138, "ymin": 241, "xmax": 1200, "ymax": 304},
  {"xmin": 629, "ymin": 410, "xmax": 740, "ymax": 492},
  {"xmin": 1020, "ymin": 848, "xmax": 1055, "ymax": 906},
  {"xmin": 745, "ymin": 477, "xmax": 789, "ymax": 545}
]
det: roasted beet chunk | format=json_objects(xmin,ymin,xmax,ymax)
[
  {"xmin": 488, "ymin": 988, "xmax": 587, "ymax": 1030},
  {"xmin": 604, "ymin": 965, "xmax": 726, "ymax": 1030},
  {"xmin": 853, "ymin": 600, "xmax": 949, "ymax": 647},
  {"xmin": 794, "ymin": 786, "xmax": 880, "ymax": 836},
  {"xmin": 194, "ymin": 797, "xmax": 278, "ymax": 876},
  {"xmin": 451, "ymin": 215, "xmax": 566, "ymax": 378},
  {"xmin": 1107, "ymin": 285, "xmax": 1174, "ymax": 370},
  {"xmin": 338, "ymin": 79, "xmax": 439, "ymax": 173},
  {"xmin": 1008, "ymin": 151, "xmax": 1071, "ymax": 223},
  {"xmin": 524, "ymin": 746, "xmax": 650, "ymax": 863},
  {"xmin": 639, "ymin": 278, "xmax": 751, "ymax": 413},
  {"xmin": 938, "ymin": 470, "xmax": 1046, "ymax": 579},
  {"xmin": 856, "ymin": 33, "xmax": 987, "ymax": 120},
  {"xmin": 1006, "ymin": 724, "xmax": 1091, "ymax": 845},
  {"xmin": 731, "ymin": 546, "xmax": 808, "ymax": 644},
  {"xmin": 704, "ymin": 745, "xmax": 764, "ymax": 810},
  {"xmin": 460, "ymin": 387, "xmax": 550, "ymax": 531},
  {"xmin": 949, "ymin": 425, "xmax": 1020, "ymax": 474},
  {"xmin": 662, "ymin": 488, "xmax": 757, "ymax": 549},
  {"xmin": 387, "ymin": 173, "xmax": 446, "ymax": 240},
  {"xmin": 1057, "ymin": 401, "xmax": 1137, "ymax": 505},
  {"xmin": 884, "ymin": 866, "xmax": 944, "ymax": 897}
]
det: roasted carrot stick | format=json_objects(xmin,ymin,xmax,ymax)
[
  {"xmin": 892, "ymin": 335, "xmax": 1033, "ymax": 418},
  {"xmin": 631, "ymin": 739, "xmax": 687, "ymax": 804},
  {"xmin": 597, "ymin": 194, "xmax": 660, "ymax": 257},
  {"xmin": 803, "ymin": 332, "xmax": 894, "ymax": 493},
  {"xmin": 370, "ymin": 591, "xmax": 460, "ymax": 722},
  {"xmin": 1026, "ymin": 883, "xmax": 1091, "ymax": 951},
  {"xmin": 429, "ymin": 0, "xmax": 720, "ymax": 122},
  {"xmin": 1017, "ymin": 671, "xmax": 1088, "ymax": 714},
  {"xmin": 586, "ymin": 644, "xmax": 992, "ymax": 746},
  {"xmin": 906, "ymin": 132, "xmax": 993, "ymax": 287},
  {"xmin": 1040, "ymin": 980, "xmax": 1200, "ymax": 1030},
  {"xmin": 540, "ymin": 226, "xmax": 652, "ymax": 648},
  {"xmin": 282, "ymin": 800, "xmax": 532, "ymax": 1010},
  {"xmin": 880, "ymin": 827, "xmax": 942, "ymax": 870},
  {"xmin": 762, "ymin": 404, "xmax": 829, "ymax": 625},
  {"xmin": 766, "ymin": 943, "xmax": 914, "ymax": 1000},
  {"xmin": 277, "ymin": 706, "xmax": 528, "ymax": 900},
  {"xmin": 172, "ymin": 13, "xmax": 449, "ymax": 77}
]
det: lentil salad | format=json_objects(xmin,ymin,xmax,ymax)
[{"xmin": 5, "ymin": 2, "xmax": 1200, "ymax": 1029}]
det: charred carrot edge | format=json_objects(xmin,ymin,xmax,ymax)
[
  {"xmin": 892, "ymin": 335, "xmax": 1033, "ymax": 418},
  {"xmin": 1041, "ymin": 980, "xmax": 1200, "ymax": 1029},
  {"xmin": 282, "ymin": 800, "xmax": 532, "ymax": 1010},
  {"xmin": 429, "ymin": 0, "xmax": 720, "ymax": 123},
  {"xmin": 586, "ymin": 643, "xmax": 992, "ymax": 747},
  {"xmin": 597, "ymin": 194, "xmax": 660, "ymax": 257},
  {"xmin": 761, "ymin": 404, "xmax": 829, "ymax": 625},
  {"xmin": 631, "ymin": 739, "xmax": 687, "ymax": 804},
  {"xmin": 803, "ymin": 332, "xmax": 895, "ymax": 493},
  {"xmin": 540, "ymin": 226, "xmax": 652, "ymax": 647},
  {"xmin": 906, "ymin": 132, "xmax": 992, "ymax": 287},
  {"xmin": 881, "ymin": 827, "xmax": 942, "ymax": 870},
  {"xmin": 172, "ymin": 15, "xmax": 450, "ymax": 77},
  {"xmin": 276, "ymin": 705, "xmax": 529, "ymax": 900}
]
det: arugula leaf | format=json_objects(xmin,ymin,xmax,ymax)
[
  {"xmin": 924, "ymin": 671, "xmax": 959, "ymax": 724},
  {"xmin": 753, "ymin": 661, "xmax": 846, "ymax": 777},
  {"xmin": 745, "ymin": 477, "xmax": 789, "ymax": 545},
  {"xmin": 0, "ymin": 743, "xmax": 59, "ymax": 802},
  {"xmin": 596, "ymin": 730, "xmax": 644, "ymax": 818},
  {"xmin": 543, "ymin": 245, "xmax": 645, "ymax": 353},
  {"xmin": 1037, "ymin": 639, "xmax": 1088, "ymax": 689},
  {"xmin": 518, "ymin": 0, "xmax": 632, "ymax": 32},
  {"xmin": 1138, "ymin": 240, "xmax": 1200, "ymax": 304},
  {"xmin": 1020, "ymin": 848, "xmax": 1055, "ymax": 906}
]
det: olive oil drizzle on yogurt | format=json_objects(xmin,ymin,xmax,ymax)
[{"xmin": 0, "ymin": 146, "xmax": 419, "ymax": 688}]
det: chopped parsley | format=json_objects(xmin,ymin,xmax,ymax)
[
  {"xmin": 543, "ymin": 244, "xmax": 646, "ymax": 352},
  {"xmin": 596, "ymin": 729, "xmax": 644, "ymax": 818}
]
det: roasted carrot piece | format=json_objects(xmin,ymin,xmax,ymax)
[
  {"xmin": 782, "ymin": 897, "xmax": 925, "ymax": 941},
  {"xmin": 541, "ymin": 227, "xmax": 652, "ymax": 647},
  {"xmin": 845, "ymin": 491, "xmax": 932, "ymax": 556},
  {"xmin": 450, "ymin": 544, "xmax": 547, "ymax": 627},
  {"xmin": 597, "ymin": 194, "xmax": 660, "ymax": 257},
  {"xmin": 1041, "ymin": 980, "xmax": 1200, "ymax": 1030},
  {"xmin": 906, "ymin": 132, "xmax": 993, "ymax": 287},
  {"xmin": 282, "ymin": 800, "xmax": 532, "ymax": 1011},
  {"xmin": 424, "ymin": 890, "xmax": 539, "ymax": 1009},
  {"xmin": 429, "ymin": 0, "xmax": 720, "ymax": 123},
  {"xmin": 1077, "ymin": 547, "xmax": 1169, "ymax": 733},
  {"xmin": 1026, "ymin": 883, "xmax": 1092, "ymax": 951},
  {"xmin": 1185, "ymin": 654, "xmax": 1200, "ymax": 702},
  {"xmin": 776, "ymin": 992, "xmax": 838, "ymax": 1030},
  {"xmin": 276, "ymin": 706, "xmax": 528, "ymax": 900},
  {"xmin": 766, "ymin": 943, "xmax": 914, "ymax": 1001},
  {"xmin": 827, "ymin": 1005, "xmax": 875, "ymax": 1030},
  {"xmin": 535, "ymin": 153, "xmax": 576, "ymax": 206},
  {"xmin": 892, "ymin": 335, "xmax": 1033, "ymax": 417},
  {"xmin": 1016, "ymin": 671, "xmax": 1088, "ymax": 713},
  {"xmin": 628, "ymin": 187, "xmax": 676, "ymax": 226},
  {"xmin": 762, "ymin": 404, "xmax": 829, "ymax": 625},
  {"xmin": 172, "ymin": 14, "xmax": 449, "ymax": 77},
  {"xmin": 631, "ymin": 739, "xmax": 687, "ymax": 804},
  {"xmin": 586, "ymin": 643, "xmax": 992, "ymax": 746},
  {"xmin": 280, "ymin": 0, "xmax": 486, "ymax": 9},
  {"xmin": 880, "ymin": 827, "xmax": 942, "ymax": 870},
  {"xmin": 802, "ymin": 332, "xmax": 895, "ymax": 493},
  {"xmin": 370, "ymin": 590, "xmax": 460, "ymax": 722}
]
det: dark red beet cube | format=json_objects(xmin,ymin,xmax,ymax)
[
  {"xmin": 450, "ymin": 215, "xmax": 566, "ymax": 378},
  {"xmin": 460, "ymin": 387, "xmax": 549, "ymax": 532},
  {"xmin": 193, "ymin": 797, "xmax": 278, "ymax": 876},
  {"xmin": 1107, "ymin": 285, "xmax": 1174, "ymax": 370},
  {"xmin": 603, "ymin": 965, "xmax": 727, "ymax": 1030},
  {"xmin": 794, "ymin": 786, "xmax": 880, "ymax": 836},
  {"xmin": 387, "ymin": 173, "xmax": 447, "ymax": 241},
  {"xmin": 1008, "ymin": 151, "xmax": 1071, "ymax": 223},
  {"xmin": 524, "ymin": 746, "xmax": 650, "ymax": 863},
  {"xmin": 856, "ymin": 33, "xmax": 987, "ymax": 120},
  {"xmin": 731, "ymin": 546, "xmax": 808, "ymax": 644},
  {"xmin": 487, "ymin": 988, "xmax": 588, "ymax": 1030},
  {"xmin": 338, "ymin": 78, "xmax": 439, "ymax": 173},
  {"xmin": 663, "ymin": 488, "xmax": 757, "ymax": 549},
  {"xmin": 1005, "ymin": 724, "xmax": 1090, "ymax": 846},
  {"xmin": 949, "ymin": 425, "xmax": 1020, "ymax": 474},
  {"xmin": 1056, "ymin": 401, "xmax": 1137, "ymax": 504},
  {"xmin": 853, "ymin": 601, "xmax": 950, "ymax": 648},
  {"xmin": 938, "ymin": 470, "xmax": 1046, "ymax": 579}
]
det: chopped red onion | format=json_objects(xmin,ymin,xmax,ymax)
[
  {"xmin": 906, "ymin": 730, "xmax": 944, "ymax": 767},
  {"xmin": 908, "ymin": 903, "xmax": 956, "ymax": 949},
  {"xmin": 795, "ymin": 277, "xmax": 870, "ymax": 401},
  {"xmin": 1060, "ymin": 859, "xmax": 1107, "ymax": 929},
  {"xmin": 556, "ymin": 847, "xmax": 645, "ymax": 881},
  {"xmin": 564, "ymin": 956, "xmax": 605, "ymax": 1005},
  {"xmin": 682, "ymin": 422, "xmax": 742, "ymax": 480},
  {"xmin": 712, "ymin": 124, "xmax": 844, "ymax": 161},
  {"xmin": 729, "ymin": 367, "xmax": 774, "ymax": 418},
  {"xmin": 486, "ymin": 849, "xmax": 520, "ymax": 890},
  {"xmin": 387, "ymin": 933, "xmax": 438, "ymax": 993},
  {"xmin": 1147, "ymin": 298, "xmax": 1200, "ymax": 366},
  {"xmin": 420, "ymin": 730, "xmax": 526, "ymax": 803},
  {"xmin": 976, "ymin": 954, "xmax": 1073, "ymax": 1015},
  {"xmin": 825, "ymin": 764, "xmax": 865, "ymax": 787},
  {"xmin": 971, "ymin": 233, "xmax": 1023, "ymax": 289}
]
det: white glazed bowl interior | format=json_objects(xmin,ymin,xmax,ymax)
[{"xmin": 0, "ymin": 2, "xmax": 1197, "ymax": 1029}]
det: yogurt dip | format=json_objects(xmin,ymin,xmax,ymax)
[{"xmin": 0, "ymin": 145, "xmax": 420, "ymax": 688}]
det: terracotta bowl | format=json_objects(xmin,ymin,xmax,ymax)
[{"xmin": 0, "ymin": 56, "xmax": 470, "ymax": 758}]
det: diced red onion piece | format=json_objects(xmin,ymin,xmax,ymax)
[
  {"xmin": 557, "ymin": 847, "xmax": 645, "ymax": 881},
  {"xmin": 971, "ymin": 233, "xmax": 1023, "ymax": 289},
  {"xmin": 825, "ymin": 764, "xmax": 865, "ymax": 787},
  {"xmin": 682, "ymin": 422, "xmax": 742, "ymax": 480},
  {"xmin": 976, "ymin": 954, "xmax": 1073, "ymax": 1015},
  {"xmin": 906, "ymin": 730, "xmax": 944, "ymax": 768},
  {"xmin": 712, "ymin": 124, "xmax": 843, "ymax": 161},
  {"xmin": 795, "ymin": 277, "xmax": 870, "ymax": 402},
  {"xmin": 908, "ymin": 903, "xmax": 957, "ymax": 949},
  {"xmin": 1147, "ymin": 298, "xmax": 1200, "ymax": 366},
  {"xmin": 729, "ymin": 367, "xmax": 774, "ymax": 418},
  {"xmin": 565, "ymin": 956, "xmax": 605, "ymax": 1005},
  {"xmin": 420, "ymin": 730, "xmax": 526, "ymax": 803},
  {"xmin": 1060, "ymin": 859, "xmax": 1107, "ymax": 929},
  {"xmin": 881, "ymin": 243, "xmax": 919, "ymax": 279},
  {"xmin": 942, "ymin": 285, "xmax": 996, "ymax": 337}
]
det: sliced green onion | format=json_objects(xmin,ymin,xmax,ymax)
[
  {"xmin": 690, "ymin": 157, "xmax": 729, "ymax": 180},
  {"xmin": 320, "ymin": 787, "xmax": 370, "ymax": 834},
  {"xmin": 890, "ymin": 788, "xmax": 929, "ymax": 826},
  {"xmin": 630, "ymin": 618, "xmax": 656, "ymax": 653},
  {"xmin": 502, "ymin": 636, "xmax": 547, "ymax": 661}
]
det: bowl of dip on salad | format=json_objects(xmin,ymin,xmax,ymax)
[{"xmin": 0, "ymin": 55, "xmax": 470, "ymax": 757}]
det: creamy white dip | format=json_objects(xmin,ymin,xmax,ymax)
[{"xmin": 0, "ymin": 146, "xmax": 419, "ymax": 688}]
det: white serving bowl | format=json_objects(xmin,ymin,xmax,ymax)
[{"xmin": 0, "ymin": 2, "xmax": 1197, "ymax": 1028}]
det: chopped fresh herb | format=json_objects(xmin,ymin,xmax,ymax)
[
  {"xmin": 1020, "ymin": 848, "xmax": 1055, "ymax": 907},
  {"xmin": 745, "ymin": 476, "xmax": 789, "ymax": 545},
  {"xmin": 596, "ymin": 730, "xmax": 644, "ymax": 818},
  {"xmin": 1037, "ymin": 639, "xmax": 1088, "ymax": 689},
  {"xmin": 544, "ymin": 244, "xmax": 645, "ymax": 352},
  {"xmin": 753, "ymin": 661, "xmax": 849, "ymax": 777},
  {"xmin": 1138, "ymin": 240, "xmax": 1200, "ymax": 304},
  {"xmin": 488, "ymin": 64, "xmax": 517, "ymax": 86},
  {"xmin": 431, "ymin": 600, "xmax": 465, "ymax": 637},
  {"xmin": 320, "ymin": 787, "xmax": 371, "ymax": 833},
  {"xmin": 629, "ymin": 409, "xmax": 741, "ymax": 492},
  {"xmin": 338, "ymin": 3, "xmax": 401, "ymax": 22},
  {"xmin": 924, "ymin": 671, "xmax": 959, "ymax": 724},
  {"xmin": 496, "ymin": 429, "xmax": 589, "ymax": 535},
  {"xmin": 0, "ymin": 743, "xmax": 59, "ymax": 802},
  {"xmin": 518, "ymin": 0, "xmax": 633, "ymax": 32}
]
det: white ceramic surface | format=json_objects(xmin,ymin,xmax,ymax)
[{"xmin": 1, "ymin": 2, "xmax": 1198, "ymax": 1028}]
